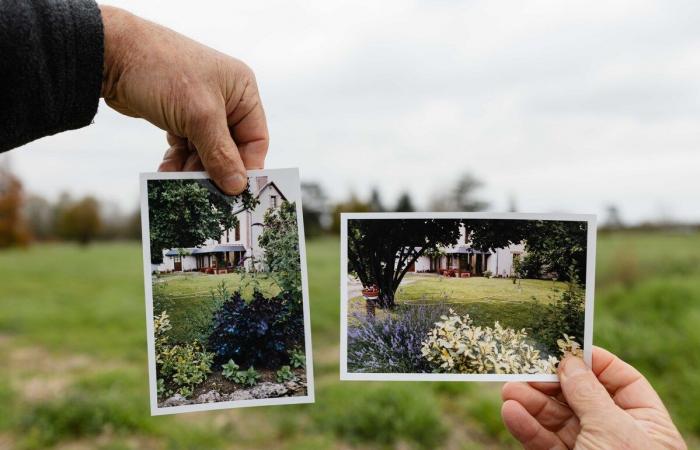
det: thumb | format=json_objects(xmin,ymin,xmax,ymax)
[
  {"xmin": 188, "ymin": 109, "xmax": 248, "ymax": 195},
  {"xmin": 558, "ymin": 355, "xmax": 618, "ymax": 423}
]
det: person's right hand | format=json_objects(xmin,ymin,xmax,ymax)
[
  {"xmin": 99, "ymin": 5, "xmax": 268, "ymax": 195},
  {"xmin": 501, "ymin": 347, "xmax": 687, "ymax": 450}
]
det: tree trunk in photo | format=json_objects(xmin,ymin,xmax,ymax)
[{"xmin": 377, "ymin": 289, "xmax": 395, "ymax": 309}]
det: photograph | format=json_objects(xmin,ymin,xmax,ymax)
[
  {"xmin": 341, "ymin": 213, "xmax": 595, "ymax": 382},
  {"xmin": 140, "ymin": 168, "xmax": 314, "ymax": 415}
]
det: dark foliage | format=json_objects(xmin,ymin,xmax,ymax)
[
  {"xmin": 207, "ymin": 291, "xmax": 304, "ymax": 369},
  {"xmin": 347, "ymin": 304, "xmax": 450, "ymax": 373},
  {"xmin": 147, "ymin": 179, "xmax": 258, "ymax": 264},
  {"xmin": 348, "ymin": 219, "xmax": 462, "ymax": 308},
  {"xmin": 530, "ymin": 277, "xmax": 585, "ymax": 355},
  {"xmin": 468, "ymin": 219, "xmax": 588, "ymax": 282}
]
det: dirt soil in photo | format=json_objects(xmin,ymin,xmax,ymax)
[{"xmin": 192, "ymin": 367, "xmax": 308, "ymax": 399}]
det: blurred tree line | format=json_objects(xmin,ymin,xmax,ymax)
[
  {"xmin": 0, "ymin": 165, "xmax": 139, "ymax": 248},
  {"xmin": 4, "ymin": 160, "xmax": 694, "ymax": 248},
  {"xmin": 305, "ymin": 172, "xmax": 491, "ymax": 236}
]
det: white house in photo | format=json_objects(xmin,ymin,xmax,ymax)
[
  {"xmin": 411, "ymin": 225, "xmax": 525, "ymax": 277},
  {"xmin": 153, "ymin": 176, "xmax": 286, "ymax": 273}
]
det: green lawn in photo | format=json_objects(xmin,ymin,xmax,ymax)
[
  {"xmin": 396, "ymin": 274, "xmax": 567, "ymax": 303},
  {"xmin": 0, "ymin": 233, "xmax": 699, "ymax": 449},
  {"xmin": 153, "ymin": 271, "xmax": 279, "ymax": 343}
]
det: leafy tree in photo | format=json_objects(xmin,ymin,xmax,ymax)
[
  {"xmin": 257, "ymin": 200, "xmax": 302, "ymax": 299},
  {"xmin": 468, "ymin": 219, "xmax": 588, "ymax": 282},
  {"xmin": 348, "ymin": 219, "xmax": 462, "ymax": 308},
  {"xmin": 147, "ymin": 179, "xmax": 258, "ymax": 264}
]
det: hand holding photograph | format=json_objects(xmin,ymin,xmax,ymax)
[
  {"xmin": 340, "ymin": 213, "xmax": 595, "ymax": 382},
  {"xmin": 140, "ymin": 168, "xmax": 314, "ymax": 415}
]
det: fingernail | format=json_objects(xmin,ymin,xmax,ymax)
[
  {"xmin": 221, "ymin": 172, "xmax": 247, "ymax": 194},
  {"xmin": 561, "ymin": 356, "xmax": 588, "ymax": 378}
]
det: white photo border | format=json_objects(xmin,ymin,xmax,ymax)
[
  {"xmin": 140, "ymin": 169, "xmax": 315, "ymax": 415},
  {"xmin": 339, "ymin": 211, "xmax": 596, "ymax": 382}
]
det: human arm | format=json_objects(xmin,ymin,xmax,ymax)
[
  {"xmin": 0, "ymin": 1, "xmax": 267, "ymax": 194},
  {"xmin": 0, "ymin": 0, "xmax": 103, "ymax": 152}
]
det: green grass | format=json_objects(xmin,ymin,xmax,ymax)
[
  {"xmin": 155, "ymin": 272, "xmax": 278, "ymax": 300},
  {"xmin": 0, "ymin": 232, "xmax": 699, "ymax": 449},
  {"xmin": 397, "ymin": 274, "xmax": 567, "ymax": 303},
  {"xmin": 154, "ymin": 271, "xmax": 278, "ymax": 343}
]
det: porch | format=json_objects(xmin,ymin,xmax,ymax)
[
  {"xmin": 165, "ymin": 244, "xmax": 246, "ymax": 273},
  {"xmin": 427, "ymin": 247, "xmax": 492, "ymax": 277}
]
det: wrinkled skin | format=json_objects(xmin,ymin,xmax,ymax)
[
  {"xmin": 100, "ymin": 5, "xmax": 268, "ymax": 194},
  {"xmin": 501, "ymin": 347, "xmax": 687, "ymax": 450}
]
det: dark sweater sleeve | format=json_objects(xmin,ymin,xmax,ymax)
[{"xmin": 0, "ymin": 0, "xmax": 104, "ymax": 152}]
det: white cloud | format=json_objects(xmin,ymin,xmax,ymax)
[{"xmin": 7, "ymin": 0, "xmax": 700, "ymax": 223}]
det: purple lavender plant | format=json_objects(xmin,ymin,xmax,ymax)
[{"xmin": 347, "ymin": 304, "xmax": 450, "ymax": 373}]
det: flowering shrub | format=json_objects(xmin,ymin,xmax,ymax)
[
  {"xmin": 557, "ymin": 333, "xmax": 583, "ymax": 358},
  {"xmin": 347, "ymin": 305, "xmax": 450, "ymax": 373},
  {"xmin": 155, "ymin": 311, "xmax": 214, "ymax": 398},
  {"xmin": 208, "ymin": 291, "xmax": 303, "ymax": 368},
  {"xmin": 420, "ymin": 310, "xmax": 582, "ymax": 374}
]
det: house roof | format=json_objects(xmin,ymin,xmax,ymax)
[
  {"xmin": 193, "ymin": 245, "xmax": 246, "ymax": 254},
  {"xmin": 165, "ymin": 244, "xmax": 246, "ymax": 256},
  {"xmin": 254, "ymin": 180, "xmax": 287, "ymax": 201},
  {"xmin": 445, "ymin": 246, "xmax": 492, "ymax": 255}
]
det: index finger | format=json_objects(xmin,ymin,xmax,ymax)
[
  {"xmin": 590, "ymin": 346, "xmax": 666, "ymax": 410},
  {"xmin": 226, "ymin": 79, "xmax": 268, "ymax": 170}
]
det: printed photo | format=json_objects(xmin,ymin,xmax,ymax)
[
  {"xmin": 340, "ymin": 213, "xmax": 595, "ymax": 382},
  {"xmin": 141, "ymin": 169, "xmax": 314, "ymax": 415}
]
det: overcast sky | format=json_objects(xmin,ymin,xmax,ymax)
[{"xmin": 4, "ymin": 0, "xmax": 700, "ymax": 223}]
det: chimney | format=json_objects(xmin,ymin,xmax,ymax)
[{"xmin": 256, "ymin": 176, "xmax": 268, "ymax": 192}]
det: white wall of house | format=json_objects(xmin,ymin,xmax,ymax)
[
  {"xmin": 486, "ymin": 243, "xmax": 525, "ymax": 277},
  {"xmin": 414, "ymin": 256, "xmax": 432, "ymax": 271},
  {"xmin": 153, "ymin": 175, "xmax": 287, "ymax": 273},
  {"xmin": 409, "ymin": 239, "xmax": 526, "ymax": 277}
]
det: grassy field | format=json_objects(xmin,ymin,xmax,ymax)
[
  {"xmin": 154, "ymin": 272, "xmax": 279, "ymax": 343},
  {"xmin": 0, "ymin": 232, "xmax": 699, "ymax": 449}
]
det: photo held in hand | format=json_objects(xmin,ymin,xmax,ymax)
[
  {"xmin": 340, "ymin": 213, "xmax": 596, "ymax": 382},
  {"xmin": 140, "ymin": 168, "xmax": 314, "ymax": 415}
]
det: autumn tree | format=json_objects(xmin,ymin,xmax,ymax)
[
  {"xmin": 348, "ymin": 218, "xmax": 462, "ymax": 308},
  {"xmin": 0, "ymin": 167, "xmax": 30, "ymax": 248},
  {"xmin": 147, "ymin": 179, "xmax": 258, "ymax": 264},
  {"xmin": 56, "ymin": 196, "xmax": 102, "ymax": 245}
]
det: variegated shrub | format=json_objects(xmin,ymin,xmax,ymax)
[{"xmin": 420, "ymin": 310, "xmax": 581, "ymax": 374}]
